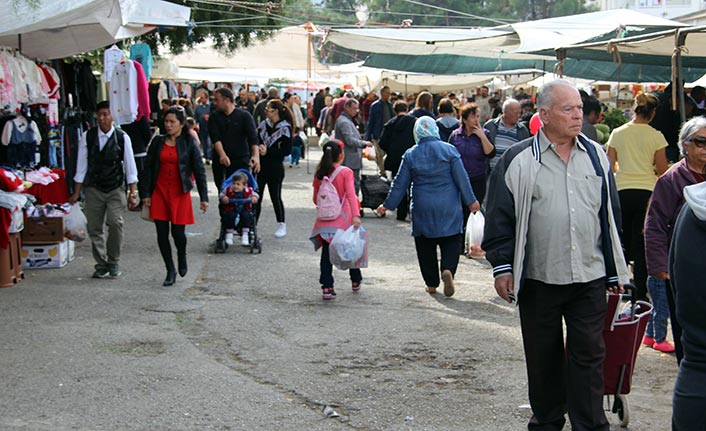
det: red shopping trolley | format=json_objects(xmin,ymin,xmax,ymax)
[{"xmin": 603, "ymin": 285, "xmax": 653, "ymax": 427}]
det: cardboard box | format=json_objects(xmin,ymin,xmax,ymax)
[
  {"xmin": 22, "ymin": 216, "xmax": 65, "ymax": 244},
  {"xmin": 21, "ymin": 239, "xmax": 74, "ymax": 269}
]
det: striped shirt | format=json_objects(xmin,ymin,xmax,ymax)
[{"xmin": 489, "ymin": 121, "xmax": 520, "ymax": 170}]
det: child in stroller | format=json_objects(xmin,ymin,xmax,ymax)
[{"xmin": 217, "ymin": 169, "xmax": 262, "ymax": 253}]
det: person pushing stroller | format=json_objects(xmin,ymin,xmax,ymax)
[{"xmin": 220, "ymin": 172, "xmax": 259, "ymax": 246}]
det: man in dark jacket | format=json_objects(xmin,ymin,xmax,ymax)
[
  {"xmin": 379, "ymin": 101, "xmax": 416, "ymax": 221},
  {"xmin": 484, "ymin": 99, "xmax": 529, "ymax": 173}
]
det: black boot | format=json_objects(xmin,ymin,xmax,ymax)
[
  {"xmin": 178, "ymin": 252, "xmax": 187, "ymax": 277},
  {"xmin": 163, "ymin": 269, "xmax": 177, "ymax": 286}
]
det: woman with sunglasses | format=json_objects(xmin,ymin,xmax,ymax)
[
  {"xmin": 607, "ymin": 92, "xmax": 669, "ymax": 304},
  {"xmin": 256, "ymin": 99, "xmax": 293, "ymax": 238},
  {"xmin": 645, "ymin": 116, "xmax": 706, "ymax": 363}
]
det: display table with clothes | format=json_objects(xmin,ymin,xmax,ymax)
[{"xmin": 24, "ymin": 168, "xmax": 69, "ymax": 204}]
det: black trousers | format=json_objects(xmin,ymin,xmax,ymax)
[
  {"xmin": 255, "ymin": 161, "xmax": 285, "ymax": 223},
  {"xmin": 519, "ymin": 278, "xmax": 609, "ymax": 431},
  {"xmin": 618, "ymin": 189, "xmax": 651, "ymax": 301},
  {"xmin": 413, "ymin": 234, "xmax": 462, "ymax": 288}
]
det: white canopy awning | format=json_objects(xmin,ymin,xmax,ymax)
[
  {"xmin": 373, "ymin": 69, "xmax": 542, "ymax": 94},
  {"xmin": 0, "ymin": 0, "xmax": 191, "ymax": 60},
  {"xmin": 324, "ymin": 9, "xmax": 685, "ymax": 58},
  {"xmin": 169, "ymin": 25, "xmax": 327, "ymax": 72}
]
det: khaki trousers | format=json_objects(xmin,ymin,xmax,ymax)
[
  {"xmin": 372, "ymin": 139, "xmax": 387, "ymax": 177},
  {"xmin": 84, "ymin": 186, "xmax": 126, "ymax": 268}
]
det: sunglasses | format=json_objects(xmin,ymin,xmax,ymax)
[{"xmin": 690, "ymin": 136, "xmax": 706, "ymax": 148}]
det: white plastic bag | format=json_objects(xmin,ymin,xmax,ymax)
[
  {"xmin": 64, "ymin": 203, "xmax": 88, "ymax": 242},
  {"xmin": 329, "ymin": 226, "xmax": 366, "ymax": 270},
  {"xmin": 464, "ymin": 211, "xmax": 485, "ymax": 258},
  {"xmin": 318, "ymin": 132, "xmax": 330, "ymax": 148}
]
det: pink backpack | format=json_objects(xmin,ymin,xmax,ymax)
[{"xmin": 316, "ymin": 166, "xmax": 344, "ymax": 221}]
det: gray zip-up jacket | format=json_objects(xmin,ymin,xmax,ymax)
[{"xmin": 482, "ymin": 132, "xmax": 630, "ymax": 301}]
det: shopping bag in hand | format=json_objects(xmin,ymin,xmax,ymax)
[
  {"xmin": 464, "ymin": 212, "xmax": 485, "ymax": 258},
  {"xmin": 64, "ymin": 203, "xmax": 88, "ymax": 242},
  {"xmin": 329, "ymin": 226, "xmax": 366, "ymax": 270}
]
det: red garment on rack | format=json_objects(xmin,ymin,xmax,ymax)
[
  {"xmin": 132, "ymin": 61, "xmax": 151, "ymax": 122},
  {"xmin": 26, "ymin": 169, "xmax": 69, "ymax": 204}
]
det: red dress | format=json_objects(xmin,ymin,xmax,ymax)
[{"xmin": 149, "ymin": 144, "xmax": 195, "ymax": 225}]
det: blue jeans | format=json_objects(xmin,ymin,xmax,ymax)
[
  {"xmin": 646, "ymin": 276, "xmax": 671, "ymax": 342},
  {"xmin": 291, "ymin": 146, "xmax": 302, "ymax": 165}
]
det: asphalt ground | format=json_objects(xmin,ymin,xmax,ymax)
[{"xmin": 0, "ymin": 144, "xmax": 676, "ymax": 430}]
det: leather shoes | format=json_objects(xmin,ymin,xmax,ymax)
[
  {"xmin": 178, "ymin": 254, "xmax": 187, "ymax": 277},
  {"xmin": 163, "ymin": 270, "xmax": 177, "ymax": 286}
]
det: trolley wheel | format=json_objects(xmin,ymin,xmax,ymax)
[
  {"xmin": 257, "ymin": 240, "xmax": 262, "ymax": 254},
  {"xmin": 374, "ymin": 210, "xmax": 385, "ymax": 218},
  {"xmin": 616, "ymin": 394, "xmax": 629, "ymax": 427}
]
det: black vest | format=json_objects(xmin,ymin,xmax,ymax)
[{"xmin": 84, "ymin": 127, "xmax": 125, "ymax": 192}]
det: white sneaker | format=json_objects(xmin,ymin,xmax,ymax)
[
  {"xmin": 274, "ymin": 223, "xmax": 286, "ymax": 238},
  {"xmin": 225, "ymin": 232, "xmax": 234, "ymax": 245},
  {"xmin": 241, "ymin": 232, "xmax": 250, "ymax": 246}
]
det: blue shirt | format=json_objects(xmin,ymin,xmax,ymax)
[
  {"xmin": 129, "ymin": 43, "xmax": 153, "ymax": 80},
  {"xmin": 383, "ymin": 136, "xmax": 476, "ymax": 238}
]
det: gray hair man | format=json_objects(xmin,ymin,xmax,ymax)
[
  {"xmin": 484, "ymin": 98, "xmax": 530, "ymax": 172},
  {"xmin": 483, "ymin": 80, "xmax": 629, "ymax": 431}
]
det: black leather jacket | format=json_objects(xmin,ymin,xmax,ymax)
[{"xmin": 144, "ymin": 134, "xmax": 209, "ymax": 202}]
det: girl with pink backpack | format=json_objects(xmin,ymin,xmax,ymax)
[{"xmin": 310, "ymin": 140, "xmax": 362, "ymax": 300}]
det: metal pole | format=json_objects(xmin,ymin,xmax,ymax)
[
  {"xmin": 676, "ymin": 29, "xmax": 686, "ymax": 125},
  {"xmin": 306, "ymin": 23, "xmax": 313, "ymax": 174}
]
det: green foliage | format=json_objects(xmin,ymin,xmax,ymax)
[{"xmin": 603, "ymin": 108, "xmax": 628, "ymax": 131}]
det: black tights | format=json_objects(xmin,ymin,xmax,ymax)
[
  {"xmin": 255, "ymin": 163, "xmax": 285, "ymax": 223},
  {"xmin": 155, "ymin": 220, "xmax": 186, "ymax": 271}
]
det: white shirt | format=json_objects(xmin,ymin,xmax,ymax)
[
  {"xmin": 109, "ymin": 60, "xmax": 139, "ymax": 125},
  {"xmin": 104, "ymin": 45, "xmax": 124, "ymax": 83},
  {"xmin": 74, "ymin": 125, "xmax": 138, "ymax": 185}
]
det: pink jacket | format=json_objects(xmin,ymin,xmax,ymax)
[{"xmin": 310, "ymin": 164, "xmax": 360, "ymax": 250}]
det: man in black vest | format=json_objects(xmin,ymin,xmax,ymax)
[{"xmin": 70, "ymin": 101, "xmax": 138, "ymax": 278}]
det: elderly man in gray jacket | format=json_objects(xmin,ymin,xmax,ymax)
[{"xmin": 335, "ymin": 98, "xmax": 371, "ymax": 195}]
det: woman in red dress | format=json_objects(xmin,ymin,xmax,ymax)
[{"xmin": 143, "ymin": 106, "xmax": 209, "ymax": 286}]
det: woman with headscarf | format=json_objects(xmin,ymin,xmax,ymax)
[
  {"xmin": 377, "ymin": 117, "xmax": 480, "ymax": 297},
  {"xmin": 644, "ymin": 116, "xmax": 706, "ymax": 363}
]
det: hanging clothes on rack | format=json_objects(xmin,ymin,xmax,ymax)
[
  {"xmin": 109, "ymin": 60, "xmax": 138, "ymax": 125},
  {"xmin": 1, "ymin": 111, "xmax": 42, "ymax": 168},
  {"xmin": 104, "ymin": 45, "xmax": 124, "ymax": 83},
  {"xmin": 129, "ymin": 43, "xmax": 153, "ymax": 81}
]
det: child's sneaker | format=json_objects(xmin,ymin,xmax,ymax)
[
  {"xmin": 653, "ymin": 340, "xmax": 675, "ymax": 353},
  {"xmin": 241, "ymin": 231, "xmax": 250, "ymax": 246},
  {"xmin": 225, "ymin": 232, "xmax": 234, "ymax": 245},
  {"xmin": 322, "ymin": 287, "xmax": 336, "ymax": 300},
  {"xmin": 352, "ymin": 281, "xmax": 361, "ymax": 292}
]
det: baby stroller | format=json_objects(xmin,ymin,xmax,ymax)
[{"xmin": 212, "ymin": 168, "xmax": 262, "ymax": 254}]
